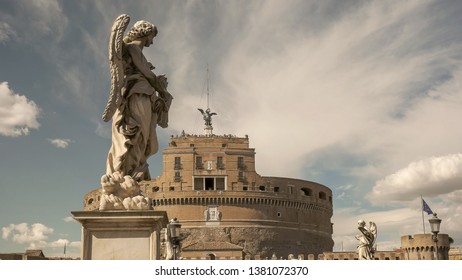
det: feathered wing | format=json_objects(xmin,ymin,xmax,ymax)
[
  {"xmin": 102, "ymin": 14, "xmax": 130, "ymax": 122},
  {"xmin": 369, "ymin": 222, "xmax": 377, "ymax": 246}
]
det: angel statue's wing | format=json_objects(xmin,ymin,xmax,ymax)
[
  {"xmin": 102, "ymin": 14, "xmax": 130, "ymax": 122},
  {"xmin": 198, "ymin": 108, "xmax": 205, "ymax": 114},
  {"xmin": 369, "ymin": 221, "xmax": 377, "ymax": 245}
]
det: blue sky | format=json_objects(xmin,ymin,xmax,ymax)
[{"xmin": 1, "ymin": 0, "xmax": 462, "ymax": 258}]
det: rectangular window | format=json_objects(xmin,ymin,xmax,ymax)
[
  {"xmin": 196, "ymin": 156, "xmax": 203, "ymax": 169},
  {"xmin": 193, "ymin": 176, "xmax": 226, "ymax": 191},
  {"xmin": 174, "ymin": 172, "xmax": 181, "ymax": 182},
  {"xmin": 174, "ymin": 157, "xmax": 181, "ymax": 170},
  {"xmin": 237, "ymin": 157, "xmax": 244, "ymax": 169},
  {"xmin": 216, "ymin": 178, "xmax": 225, "ymax": 190},
  {"xmin": 194, "ymin": 177, "xmax": 203, "ymax": 190},
  {"xmin": 238, "ymin": 171, "xmax": 245, "ymax": 182},
  {"xmin": 217, "ymin": 156, "xmax": 224, "ymax": 169},
  {"xmin": 205, "ymin": 177, "xmax": 214, "ymax": 190}
]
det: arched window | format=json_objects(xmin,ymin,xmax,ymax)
[{"xmin": 301, "ymin": 188, "xmax": 312, "ymax": 196}]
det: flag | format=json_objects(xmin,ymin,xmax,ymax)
[{"xmin": 422, "ymin": 198, "xmax": 433, "ymax": 215}]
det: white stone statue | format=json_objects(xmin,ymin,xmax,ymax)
[
  {"xmin": 164, "ymin": 221, "xmax": 174, "ymax": 260},
  {"xmin": 99, "ymin": 14, "xmax": 173, "ymax": 210},
  {"xmin": 355, "ymin": 220, "xmax": 377, "ymax": 260}
]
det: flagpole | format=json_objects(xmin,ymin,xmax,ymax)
[{"xmin": 421, "ymin": 195, "xmax": 426, "ymax": 234}]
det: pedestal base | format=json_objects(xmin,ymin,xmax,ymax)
[{"xmin": 72, "ymin": 211, "xmax": 168, "ymax": 260}]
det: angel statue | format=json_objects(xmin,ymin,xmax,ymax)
[
  {"xmin": 355, "ymin": 220, "xmax": 377, "ymax": 260},
  {"xmin": 198, "ymin": 108, "xmax": 217, "ymax": 128},
  {"xmin": 99, "ymin": 14, "xmax": 173, "ymax": 210}
]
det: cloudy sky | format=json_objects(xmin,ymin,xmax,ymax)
[{"xmin": 1, "ymin": 0, "xmax": 462, "ymax": 258}]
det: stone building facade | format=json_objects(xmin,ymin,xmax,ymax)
[{"xmin": 84, "ymin": 133, "xmax": 334, "ymax": 259}]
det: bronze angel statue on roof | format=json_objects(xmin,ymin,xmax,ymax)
[
  {"xmin": 198, "ymin": 108, "xmax": 217, "ymax": 128},
  {"xmin": 99, "ymin": 14, "xmax": 173, "ymax": 210},
  {"xmin": 355, "ymin": 220, "xmax": 377, "ymax": 260}
]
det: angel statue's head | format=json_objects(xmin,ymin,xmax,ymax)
[
  {"xmin": 125, "ymin": 20, "xmax": 158, "ymax": 43},
  {"xmin": 357, "ymin": 220, "xmax": 366, "ymax": 228}
]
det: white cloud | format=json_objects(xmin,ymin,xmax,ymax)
[
  {"xmin": 63, "ymin": 216, "xmax": 76, "ymax": 223},
  {"xmin": 2, "ymin": 222, "xmax": 81, "ymax": 253},
  {"xmin": 48, "ymin": 138, "xmax": 72, "ymax": 149},
  {"xmin": 48, "ymin": 238, "xmax": 67, "ymax": 248},
  {"xmin": 0, "ymin": 22, "xmax": 16, "ymax": 43},
  {"xmin": 367, "ymin": 154, "xmax": 462, "ymax": 204},
  {"xmin": 15, "ymin": 0, "xmax": 68, "ymax": 40},
  {"xmin": 2, "ymin": 223, "xmax": 53, "ymax": 247},
  {"xmin": 0, "ymin": 82, "xmax": 41, "ymax": 137}
]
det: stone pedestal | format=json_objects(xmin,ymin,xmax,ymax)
[{"xmin": 72, "ymin": 211, "xmax": 168, "ymax": 260}]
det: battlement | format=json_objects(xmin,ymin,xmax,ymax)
[
  {"xmin": 400, "ymin": 233, "xmax": 450, "ymax": 260},
  {"xmin": 169, "ymin": 133, "xmax": 250, "ymax": 149}
]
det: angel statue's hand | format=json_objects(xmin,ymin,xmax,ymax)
[{"xmin": 157, "ymin": 74, "xmax": 168, "ymax": 89}]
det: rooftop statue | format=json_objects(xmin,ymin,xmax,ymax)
[
  {"xmin": 355, "ymin": 220, "xmax": 377, "ymax": 260},
  {"xmin": 198, "ymin": 108, "xmax": 217, "ymax": 128},
  {"xmin": 99, "ymin": 14, "xmax": 173, "ymax": 210}
]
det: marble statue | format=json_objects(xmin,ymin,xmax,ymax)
[
  {"xmin": 100, "ymin": 14, "xmax": 173, "ymax": 210},
  {"xmin": 164, "ymin": 220, "xmax": 174, "ymax": 260},
  {"xmin": 355, "ymin": 220, "xmax": 377, "ymax": 260}
]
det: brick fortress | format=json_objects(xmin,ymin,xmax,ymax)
[
  {"xmin": 84, "ymin": 115, "xmax": 334, "ymax": 259},
  {"xmin": 84, "ymin": 133, "xmax": 334, "ymax": 259}
]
